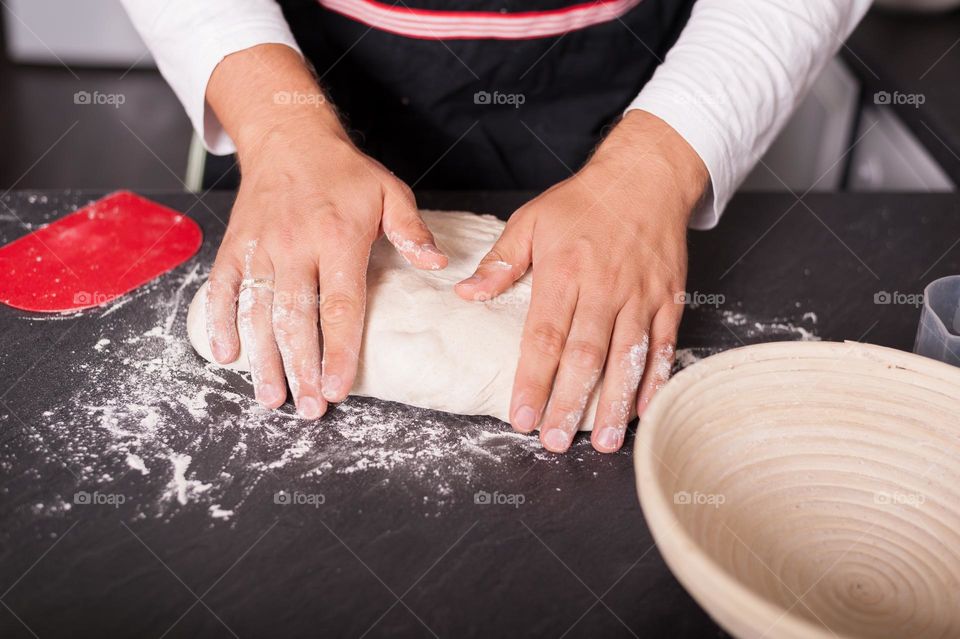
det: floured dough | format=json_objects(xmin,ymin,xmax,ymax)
[{"xmin": 187, "ymin": 210, "xmax": 607, "ymax": 429}]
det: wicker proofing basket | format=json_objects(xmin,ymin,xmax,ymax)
[{"xmin": 635, "ymin": 341, "xmax": 960, "ymax": 639}]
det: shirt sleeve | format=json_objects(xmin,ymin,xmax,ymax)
[
  {"xmin": 120, "ymin": 0, "xmax": 302, "ymax": 155},
  {"xmin": 627, "ymin": 0, "xmax": 873, "ymax": 230}
]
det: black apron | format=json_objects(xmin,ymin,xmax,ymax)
[{"xmin": 207, "ymin": 0, "xmax": 695, "ymax": 191}]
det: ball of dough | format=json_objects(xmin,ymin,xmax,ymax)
[{"xmin": 187, "ymin": 210, "xmax": 608, "ymax": 429}]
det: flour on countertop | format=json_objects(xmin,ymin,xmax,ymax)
[
  {"xmin": 164, "ymin": 453, "xmax": 212, "ymax": 506},
  {"xmin": 673, "ymin": 307, "xmax": 820, "ymax": 370},
  {"xmin": 16, "ymin": 257, "xmax": 820, "ymax": 523},
  {"xmin": 125, "ymin": 453, "xmax": 149, "ymax": 475},
  {"xmin": 22, "ymin": 265, "xmax": 573, "ymax": 523}
]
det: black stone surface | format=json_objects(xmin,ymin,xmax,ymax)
[
  {"xmin": 845, "ymin": 8, "xmax": 960, "ymax": 184},
  {"xmin": 1, "ymin": 189, "xmax": 959, "ymax": 638}
]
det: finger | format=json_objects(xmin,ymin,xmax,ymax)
[
  {"xmin": 538, "ymin": 299, "xmax": 615, "ymax": 453},
  {"xmin": 237, "ymin": 243, "xmax": 286, "ymax": 409},
  {"xmin": 591, "ymin": 301, "xmax": 651, "ymax": 453},
  {"xmin": 636, "ymin": 303, "xmax": 682, "ymax": 417},
  {"xmin": 206, "ymin": 256, "xmax": 242, "ymax": 364},
  {"xmin": 272, "ymin": 262, "xmax": 325, "ymax": 419},
  {"xmin": 317, "ymin": 241, "xmax": 370, "ymax": 403},
  {"xmin": 509, "ymin": 268, "xmax": 577, "ymax": 436},
  {"xmin": 381, "ymin": 182, "xmax": 448, "ymax": 270},
  {"xmin": 455, "ymin": 212, "xmax": 533, "ymax": 301}
]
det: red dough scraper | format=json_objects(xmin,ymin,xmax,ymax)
[{"xmin": 0, "ymin": 191, "xmax": 202, "ymax": 312}]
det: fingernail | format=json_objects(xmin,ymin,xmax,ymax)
[
  {"xmin": 543, "ymin": 428, "xmax": 571, "ymax": 453},
  {"xmin": 211, "ymin": 338, "xmax": 228, "ymax": 362},
  {"xmin": 257, "ymin": 383, "xmax": 282, "ymax": 406},
  {"xmin": 513, "ymin": 405, "xmax": 537, "ymax": 431},
  {"xmin": 596, "ymin": 427, "xmax": 622, "ymax": 452},
  {"xmin": 458, "ymin": 273, "xmax": 482, "ymax": 286},
  {"xmin": 298, "ymin": 396, "xmax": 321, "ymax": 419},
  {"xmin": 321, "ymin": 374, "xmax": 342, "ymax": 400},
  {"xmin": 421, "ymin": 243, "xmax": 444, "ymax": 257}
]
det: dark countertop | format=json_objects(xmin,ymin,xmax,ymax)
[
  {"xmin": 845, "ymin": 7, "xmax": 960, "ymax": 183},
  {"xmin": 2, "ymin": 189, "xmax": 959, "ymax": 638}
]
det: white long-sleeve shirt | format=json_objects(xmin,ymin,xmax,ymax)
[{"xmin": 121, "ymin": 0, "xmax": 871, "ymax": 229}]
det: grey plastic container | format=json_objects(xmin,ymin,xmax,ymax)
[{"xmin": 914, "ymin": 275, "xmax": 960, "ymax": 366}]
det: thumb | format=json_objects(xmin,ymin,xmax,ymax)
[
  {"xmin": 381, "ymin": 182, "xmax": 448, "ymax": 270},
  {"xmin": 455, "ymin": 211, "xmax": 533, "ymax": 302}
]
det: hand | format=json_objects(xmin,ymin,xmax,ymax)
[
  {"xmin": 455, "ymin": 110, "xmax": 708, "ymax": 453},
  {"xmin": 204, "ymin": 45, "xmax": 447, "ymax": 418}
]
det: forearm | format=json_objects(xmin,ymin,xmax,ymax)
[{"xmin": 206, "ymin": 44, "xmax": 348, "ymax": 159}]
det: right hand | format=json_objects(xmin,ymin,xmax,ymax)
[{"xmin": 204, "ymin": 45, "xmax": 447, "ymax": 419}]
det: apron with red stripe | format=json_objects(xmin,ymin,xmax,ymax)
[{"xmin": 279, "ymin": 0, "xmax": 695, "ymax": 190}]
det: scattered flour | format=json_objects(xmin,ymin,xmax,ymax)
[
  {"xmin": 19, "ymin": 256, "xmax": 821, "ymax": 523},
  {"xmin": 673, "ymin": 307, "xmax": 820, "ymax": 371},
  {"xmin": 164, "ymin": 453, "xmax": 212, "ymax": 506},
  {"xmin": 209, "ymin": 504, "xmax": 234, "ymax": 520},
  {"xmin": 126, "ymin": 453, "xmax": 149, "ymax": 475},
  {"xmin": 25, "ymin": 263, "xmax": 567, "ymax": 523}
]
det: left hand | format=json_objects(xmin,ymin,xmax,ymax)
[{"xmin": 455, "ymin": 110, "xmax": 708, "ymax": 453}]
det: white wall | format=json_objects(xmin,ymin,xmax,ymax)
[{"xmin": 3, "ymin": 0, "xmax": 152, "ymax": 67}]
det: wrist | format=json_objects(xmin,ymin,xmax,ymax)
[
  {"xmin": 235, "ymin": 109, "xmax": 351, "ymax": 167},
  {"xmin": 592, "ymin": 110, "xmax": 709, "ymax": 217},
  {"xmin": 207, "ymin": 43, "xmax": 350, "ymax": 160}
]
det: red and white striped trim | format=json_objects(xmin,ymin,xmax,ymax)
[{"xmin": 317, "ymin": 0, "xmax": 644, "ymax": 40}]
